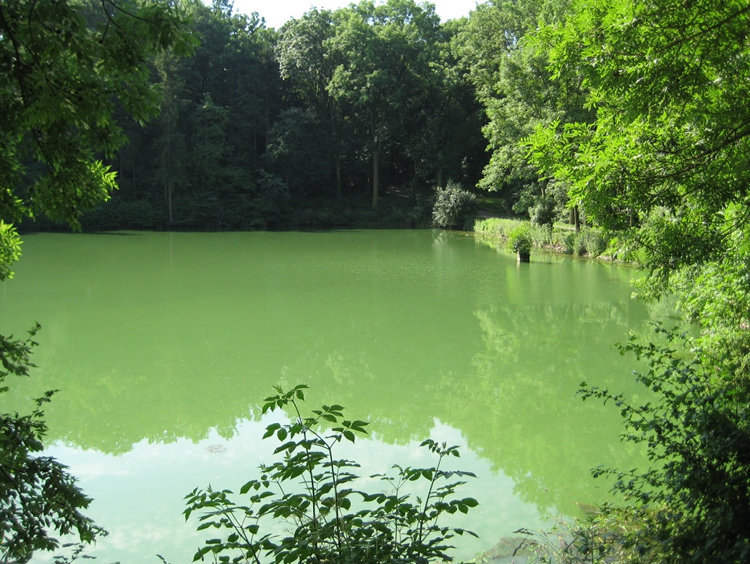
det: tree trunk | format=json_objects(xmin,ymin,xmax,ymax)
[
  {"xmin": 335, "ymin": 157, "xmax": 342, "ymax": 200},
  {"xmin": 372, "ymin": 138, "xmax": 380, "ymax": 209},
  {"xmin": 166, "ymin": 178, "xmax": 174, "ymax": 224},
  {"xmin": 573, "ymin": 205, "xmax": 580, "ymax": 233}
]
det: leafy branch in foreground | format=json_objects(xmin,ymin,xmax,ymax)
[
  {"xmin": 184, "ymin": 384, "xmax": 478, "ymax": 563},
  {"xmin": 528, "ymin": 326, "xmax": 750, "ymax": 563},
  {"xmin": 0, "ymin": 324, "xmax": 104, "ymax": 562}
]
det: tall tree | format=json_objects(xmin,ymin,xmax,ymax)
[
  {"xmin": 153, "ymin": 49, "xmax": 188, "ymax": 225},
  {"xmin": 130, "ymin": 0, "xmax": 283, "ymax": 228},
  {"xmin": 456, "ymin": 0, "xmax": 586, "ymax": 222},
  {"xmin": 276, "ymin": 8, "xmax": 344, "ymax": 197},
  {"xmin": 410, "ymin": 17, "xmax": 486, "ymax": 190},
  {"xmin": 328, "ymin": 0, "xmax": 445, "ymax": 208}
]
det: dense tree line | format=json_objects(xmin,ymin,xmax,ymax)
[{"xmin": 64, "ymin": 0, "xmax": 487, "ymax": 231}]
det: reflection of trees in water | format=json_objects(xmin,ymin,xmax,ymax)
[
  {"xmin": 4, "ymin": 320, "xmax": 283, "ymax": 454},
  {"xmin": 3, "ymin": 231, "xmax": 655, "ymax": 521},
  {"xmin": 16, "ymin": 299, "xmax": 652, "ymax": 520},
  {"xmin": 266, "ymin": 299, "xmax": 653, "ymax": 519},
  {"xmin": 431, "ymin": 302, "xmax": 651, "ymax": 517}
]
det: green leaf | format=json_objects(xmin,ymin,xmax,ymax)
[
  {"xmin": 273, "ymin": 441, "xmax": 297, "ymax": 454},
  {"xmin": 263, "ymin": 423, "xmax": 281, "ymax": 439},
  {"xmin": 240, "ymin": 480, "xmax": 256, "ymax": 495}
]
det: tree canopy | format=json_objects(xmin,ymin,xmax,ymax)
[
  {"xmin": 525, "ymin": 0, "xmax": 750, "ymax": 371},
  {"xmin": 514, "ymin": 0, "xmax": 750, "ymax": 559},
  {"xmin": 56, "ymin": 0, "xmax": 487, "ymax": 230},
  {"xmin": 0, "ymin": 0, "xmax": 192, "ymax": 232}
]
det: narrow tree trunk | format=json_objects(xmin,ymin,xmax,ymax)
[
  {"xmin": 166, "ymin": 179, "xmax": 174, "ymax": 224},
  {"xmin": 372, "ymin": 138, "xmax": 380, "ymax": 209},
  {"xmin": 335, "ymin": 157, "xmax": 342, "ymax": 200},
  {"xmin": 573, "ymin": 205, "xmax": 580, "ymax": 233}
]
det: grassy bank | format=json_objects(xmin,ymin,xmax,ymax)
[{"xmin": 473, "ymin": 217, "xmax": 642, "ymax": 263}]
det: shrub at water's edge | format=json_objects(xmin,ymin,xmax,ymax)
[
  {"xmin": 507, "ymin": 224, "xmax": 532, "ymax": 262},
  {"xmin": 522, "ymin": 327, "xmax": 750, "ymax": 563},
  {"xmin": 432, "ymin": 182, "xmax": 478, "ymax": 230}
]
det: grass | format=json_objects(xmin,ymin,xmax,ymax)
[{"xmin": 473, "ymin": 217, "xmax": 638, "ymax": 262}]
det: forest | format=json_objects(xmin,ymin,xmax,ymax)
[
  {"xmin": 54, "ymin": 0, "xmax": 490, "ymax": 231},
  {"xmin": 2, "ymin": 0, "xmax": 750, "ymax": 562}
]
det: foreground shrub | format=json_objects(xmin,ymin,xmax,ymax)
[
  {"xmin": 1, "ymin": 325, "xmax": 102, "ymax": 562},
  {"xmin": 575, "ymin": 327, "xmax": 750, "ymax": 562},
  {"xmin": 432, "ymin": 182, "xmax": 477, "ymax": 229},
  {"xmin": 184, "ymin": 385, "xmax": 478, "ymax": 563}
]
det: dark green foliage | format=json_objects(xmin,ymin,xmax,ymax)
[
  {"xmin": 284, "ymin": 193, "xmax": 432, "ymax": 230},
  {"xmin": 250, "ymin": 172, "xmax": 291, "ymax": 229},
  {"xmin": 264, "ymin": 108, "xmax": 334, "ymax": 198},
  {"xmin": 83, "ymin": 199, "xmax": 164, "ymax": 231},
  {"xmin": 578, "ymin": 327, "xmax": 750, "ymax": 562},
  {"xmin": 184, "ymin": 385, "xmax": 478, "ymax": 563},
  {"xmin": 528, "ymin": 194, "xmax": 556, "ymax": 227},
  {"xmin": 0, "ymin": 0, "xmax": 193, "ymax": 231},
  {"xmin": 431, "ymin": 182, "xmax": 477, "ymax": 230},
  {"xmin": 81, "ymin": 0, "xmax": 486, "ymax": 230},
  {"xmin": 0, "ymin": 325, "xmax": 103, "ymax": 561}
]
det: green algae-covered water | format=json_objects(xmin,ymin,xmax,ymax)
[{"xmin": 2, "ymin": 230, "xmax": 655, "ymax": 562}]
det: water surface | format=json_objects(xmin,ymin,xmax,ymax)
[{"xmin": 2, "ymin": 230, "xmax": 654, "ymax": 562}]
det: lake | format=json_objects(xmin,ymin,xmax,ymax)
[{"xmin": 1, "ymin": 230, "xmax": 656, "ymax": 562}]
